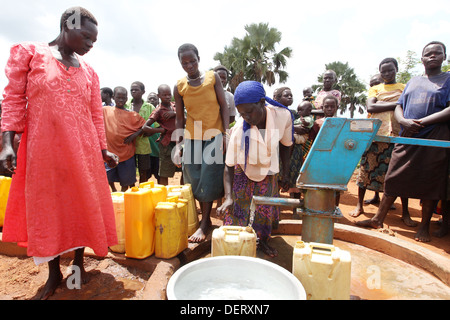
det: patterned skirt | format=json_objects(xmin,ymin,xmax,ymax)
[
  {"xmin": 287, "ymin": 143, "xmax": 303, "ymax": 189},
  {"xmin": 223, "ymin": 165, "xmax": 280, "ymax": 241},
  {"xmin": 356, "ymin": 142, "xmax": 394, "ymax": 192}
]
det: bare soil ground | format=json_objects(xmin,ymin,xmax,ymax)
[{"xmin": 0, "ymin": 172, "xmax": 449, "ymax": 300}]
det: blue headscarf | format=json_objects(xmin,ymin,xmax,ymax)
[{"xmin": 234, "ymin": 81, "xmax": 294, "ymax": 168}]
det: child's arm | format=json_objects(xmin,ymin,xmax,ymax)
[
  {"xmin": 142, "ymin": 118, "xmax": 166, "ymax": 136},
  {"xmin": 162, "ymin": 109, "xmax": 176, "ymax": 121},
  {"xmin": 216, "ymin": 165, "xmax": 235, "ymax": 217},
  {"xmin": 102, "ymin": 150, "xmax": 119, "ymax": 168},
  {"xmin": 294, "ymin": 122, "xmax": 309, "ymax": 135},
  {"xmin": 367, "ymin": 97, "xmax": 398, "ymax": 113},
  {"xmin": 124, "ymin": 128, "xmax": 143, "ymax": 145},
  {"xmin": 300, "ymin": 117, "xmax": 313, "ymax": 129},
  {"xmin": 0, "ymin": 132, "xmax": 17, "ymax": 174}
]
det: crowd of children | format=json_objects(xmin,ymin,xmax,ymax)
[
  {"xmin": 101, "ymin": 83, "xmax": 181, "ymax": 191},
  {"xmin": 99, "ymin": 48, "xmax": 345, "ymax": 256},
  {"xmin": 100, "ymin": 67, "xmax": 341, "ymax": 192},
  {"xmin": 99, "ymin": 41, "xmax": 450, "ymax": 253}
]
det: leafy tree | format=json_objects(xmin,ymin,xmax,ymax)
[
  {"xmin": 443, "ymin": 59, "xmax": 450, "ymax": 72},
  {"xmin": 312, "ymin": 61, "xmax": 367, "ymax": 118},
  {"xmin": 214, "ymin": 23, "xmax": 292, "ymax": 92},
  {"xmin": 396, "ymin": 50, "xmax": 421, "ymax": 84},
  {"xmin": 214, "ymin": 38, "xmax": 247, "ymax": 91}
]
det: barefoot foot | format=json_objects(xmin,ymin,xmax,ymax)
[
  {"xmin": 414, "ymin": 227, "xmax": 431, "ymax": 242},
  {"xmin": 188, "ymin": 220, "xmax": 211, "ymax": 243},
  {"xmin": 77, "ymin": 266, "xmax": 91, "ymax": 285},
  {"xmin": 189, "ymin": 228, "xmax": 207, "ymax": 243},
  {"xmin": 364, "ymin": 197, "xmax": 380, "ymax": 205},
  {"xmin": 349, "ymin": 207, "xmax": 364, "ymax": 218},
  {"xmin": 402, "ymin": 216, "xmax": 418, "ymax": 227},
  {"xmin": 355, "ymin": 218, "xmax": 383, "ymax": 229},
  {"xmin": 258, "ymin": 240, "xmax": 278, "ymax": 258},
  {"xmin": 34, "ymin": 271, "xmax": 63, "ymax": 300}
]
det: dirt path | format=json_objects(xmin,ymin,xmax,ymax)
[{"xmin": 0, "ymin": 172, "xmax": 449, "ymax": 300}]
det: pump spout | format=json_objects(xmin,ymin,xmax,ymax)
[{"xmin": 249, "ymin": 196, "xmax": 302, "ymax": 227}]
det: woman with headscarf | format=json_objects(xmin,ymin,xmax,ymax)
[
  {"xmin": 0, "ymin": 7, "xmax": 118, "ymax": 299},
  {"xmin": 217, "ymin": 81, "xmax": 293, "ymax": 257}
]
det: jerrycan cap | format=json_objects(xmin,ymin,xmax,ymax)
[
  {"xmin": 245, "ymin": 226, "xmax": 254, "ymax": 233},
  {"xmin": 295, "ymin": 241, "xmax": 306, "ymax": 249},
  {"xmin": 131, "ymin": 187, "xmax": 140, "ymax": 192}
]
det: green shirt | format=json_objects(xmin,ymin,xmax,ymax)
[{"xmin": 126, "ymin": 99, "xmax": 154, "ymax": 155}]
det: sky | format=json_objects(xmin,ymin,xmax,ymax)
[{"xmin": 0, "ymin": 0, "xmax": 449, "ymax": 118}]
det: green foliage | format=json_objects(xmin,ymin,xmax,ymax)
[
  {"xmin": 313, "ymin": 61, "xmax": 367, "ymax": 118},
  {"xmin": 443, "ymin": 59, "xmax": 450, "ymax": 72},
  {"xmin": 214, "ymin": 23, "xmax": 292, "ymax": 92},
  {"xmin": 396, "ymin": 50, "xmax": 421, "ymax": 84}
]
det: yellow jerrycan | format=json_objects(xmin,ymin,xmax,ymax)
[
  {"xmin": 150, "ymin": 186, "xmax": 166, "ymax": 205},
  {"xmin": 0, "ymin": 176, "xmax": 12, "ymax": 227},
  {"xmin": 292, "ymin": 241, "xmax": 351, "ymax": 300},
  {"xmin": 139, "ymin": 181, "xmax": 167, "ymax": 204},
  {"xmin": 139, "ymin": 181, "xmax": 155, "ymax": 189},
  {"xmin": 109, "ymin": 192, "xmax": 126, "ymax": 253},
  {"xmin": 166, "ymin": 195, "xmax": 179, "ymax": 203},
  {"xmin": 211, "ymin": 226, "xmax": 257, "ymax": 257},
  {"xmin": 167, "ymin": 184, "xmax": 198, "ymax": 236},
  {"xmin": 154, "ymin": 200, "xmax": 188, "ymax": 259},
  {"xmin": 124, "ymin": 187, "xmax": 155, "ymax": 259},
  {"xmin": 177, "ymin": 199, "xmax": 189, "ymax": 247}
]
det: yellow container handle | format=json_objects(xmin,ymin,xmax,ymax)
[
  {"xmin": 310, "ymin": 242, "xmax": 335, "ymax": 255},
  {"xmin": 222, "ymin": 226, "xmax": 255, "ymax": 235},
  {"xmin": 294, "ymin": 241, "xmax": 335, "ymax": 255}
]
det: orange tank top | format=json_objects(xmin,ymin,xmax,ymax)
[{"xmin": 177, "ymin": 70, "xmax": 224, "ymax": 140}]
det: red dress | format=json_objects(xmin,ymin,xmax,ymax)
[{"xmin": 1, "ymin": 42, "xmax": 117, "ymax": 258}]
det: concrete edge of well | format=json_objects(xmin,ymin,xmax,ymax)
[{"xmin": 273, "ymin": 219, "xmax": 450, "ymax": 287}]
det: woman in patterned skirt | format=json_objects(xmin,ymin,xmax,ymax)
[
  {"xmin": 350, "ymin": 58, "xmax": 413, "ymax": 227},
  {"xmin": 217, "ymin": 81, "xmax": 293, "ymax": 257}
]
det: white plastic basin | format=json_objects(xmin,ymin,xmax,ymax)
[{"xmin": 167, "ymin": 256, "xmax": 306, "ymax": 300}]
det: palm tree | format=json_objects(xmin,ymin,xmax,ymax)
[
  {"xmin": 214, "ymin": 23, "xmax": 292, "ymax": 91},
  {"xmin": 214, "ymin": 38, "xmax": 247, "ymax": 92}
]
